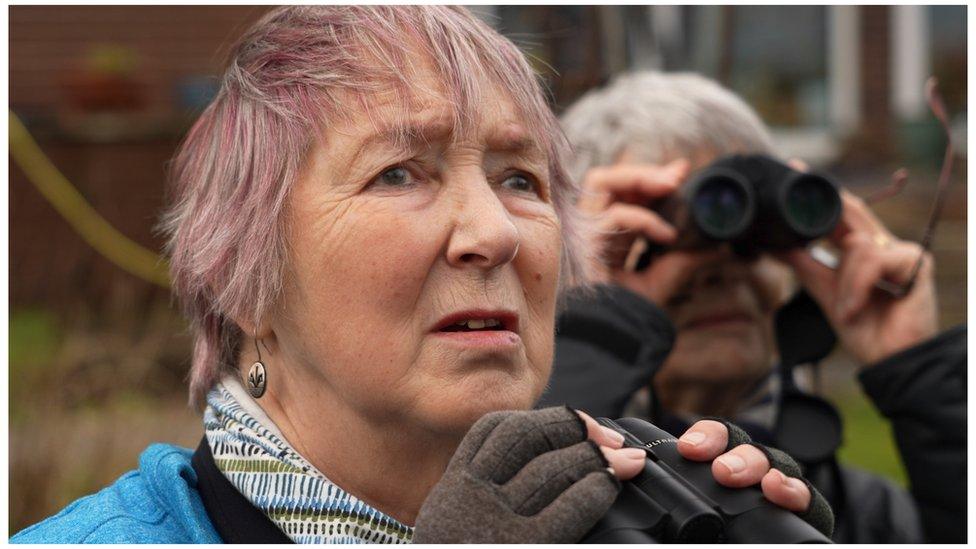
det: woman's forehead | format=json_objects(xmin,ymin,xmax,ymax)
[
  {"xmin": 304, "ymin": 88, "xmax": 549, "ymax": 187},
  {"xmin": 330, "ymin": 82, "xmax": 545, "ymax": 154}
]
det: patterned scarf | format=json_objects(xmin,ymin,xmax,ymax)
[{"xmin": 203, "ymin": 377, "xmax": 414, "ymax": 543}]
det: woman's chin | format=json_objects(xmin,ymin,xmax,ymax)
[{"xmin": 416, "ymin": 370, "xmax": 544, "ymax": 435}]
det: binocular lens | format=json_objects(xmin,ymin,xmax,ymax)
[
  {"xmin": 691, "ymin": 176, "xmax": 753, "ymax": 239},
  {"xmin": 784, "ymin": 176, "xmax": 841, "ymax": 237}
]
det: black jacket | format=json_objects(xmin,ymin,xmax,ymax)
[{"xmin": 538, "ymin": 285, "xmax": 966, "ymax": 544}]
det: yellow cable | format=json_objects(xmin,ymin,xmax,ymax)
[{"xmin": 9, "ymin": 110, "xmax": 171, "ymax": 288}]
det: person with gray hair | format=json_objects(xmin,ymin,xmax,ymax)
[{"xmin": 540, "ymin": 70, "xmax": 966, "ymax": 543}]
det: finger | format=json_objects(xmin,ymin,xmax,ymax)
[
  {"xmin": 469, "ymin": 406, "xmax": 587, "ymax": 483},
  {"xmin": 710, "ymin": 444, "xmax": 771, "ymax": 488},
  {"xmin": 596, "ymin": 204, "xmax": 677, "ymax": 269},
  {"xmin": 835, "ymin": 236, "xmax": 922, "ymax": 319},
  {"xmin": 777, "ymin": 248, "xmax": 837, "ymax": 307},
  {"xmin": 831, "ymin": 190, "xmax": 889, "ymax": 242},
  {"xmin": 650, "ymin": 248, "xmax": 726, "ymax": 276},
  {"xmin": 676, "ymin": 420, "xmax": 729, "ymax": 462},
  {"xmin": 596, "ymin": 229, "xmax": 638, "ymax": 270},
  {"xmin": 622, "ymin": 249, "xmax": 725, "ymax": 305},
  {"xmin": 584, "ymin": 160, "xmax": 689, "ymax": 202},
  {"xmin": 600, "ymin": 446, "xmax": 646, "ymax": 481},
  {"xmin": 577, "ymin": 186, "xmax": 613, "ymax": 215},
  {"xmin": 760, "ymin": 469, "xmax": 812, "ymax": 513},
  {"xmin": 881, "ymin": 242, "xmax": 929, "ymax": 285},
  {"xmin": 601, "ymin": 202, "xmax": 678, "ymax": 244},
  {"xmin": 787, "ymin": 158, "xmax": 810, "ymax": 172},
  {"xmin": 845, "ymin": 241, "xmax": 931, "ymax": 320},
  {"xmin": 535, "ymin": 470, "xmax": 621, "ymax": 542},
  {"xmin": 835, "ymin": 233, "xmax": 884, "ymax": 320},
  {"xmin": 500, "ymin": 440, "xmax": 608, "ymax": 516},
  {"xmin": 577, "ymin": 410, "xmax": 625, "ymax": 449}
]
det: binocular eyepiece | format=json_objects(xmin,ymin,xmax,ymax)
[
  {"xmin": 581, "ymin": 417, "xmax": 831, "ymax": 544},
  {"xmin": 635, "ymin": 154, "xmax": 841, "ymax": 270}
]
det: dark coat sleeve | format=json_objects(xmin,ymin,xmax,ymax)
[
  {"xmin": 857, "ymin": 324, "xmax": 967, "ymax": 544},
  {"xmin": 536, "ymin": 285, "xmax": 675, "ymax": 419}
]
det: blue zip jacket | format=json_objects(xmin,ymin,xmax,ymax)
[{"xmin": 11, "ymin": 444, "xmax": 222, "ymax": 543}]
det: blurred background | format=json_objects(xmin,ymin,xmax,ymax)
[{"xmin": 8, "ymin": 5, "xmax": 967, "ymax": 533}]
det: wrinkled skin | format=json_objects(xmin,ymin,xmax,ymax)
[{"xmin": 244, "ymin": 65, "xmax": 571, "ymax": 522}]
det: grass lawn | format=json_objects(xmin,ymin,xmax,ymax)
[{"xmin": 831, "ymin": 388, "xmax": 908, "ymax": 487}]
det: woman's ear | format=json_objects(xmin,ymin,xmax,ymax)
[{"xmin": 229, "ymin": 313, "xmax": 275, "ymax": 343}]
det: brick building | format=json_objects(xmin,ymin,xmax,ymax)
[{"xmin": 8, "ymin": 6, "xmax": 967, "ymax": 309}]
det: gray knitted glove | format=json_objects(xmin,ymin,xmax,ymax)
[{"xmin": 412, "ymin": 406, "xmax": 621, "ymax": 543}]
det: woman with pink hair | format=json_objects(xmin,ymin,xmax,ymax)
[{"xmin": 12, "ymin": 7, "xmax": 823, "ymax": 543}]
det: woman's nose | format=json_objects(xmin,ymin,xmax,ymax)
[{"xmin": 445, "ymin": 183, "xmax": 521, "ymax": 271}]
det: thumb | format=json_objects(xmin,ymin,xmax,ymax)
[
  {"xmin": 778, "ymin": 248, "xmax": 837, "ymax": 312},
  {"xmin": 664, "ymin": 158, "xmax": 691, "ymax": 180},
  {"xmin": 787, "ymin": 158, "xmax": 810, "ymax": 172}
]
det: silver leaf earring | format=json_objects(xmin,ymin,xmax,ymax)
[{"xmin": 246, "ymin": 335, "xmax": 267, "ymax": 399}]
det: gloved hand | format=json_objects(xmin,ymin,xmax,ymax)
[
  {"xmin": 683, "ymin": 418, "xmax": 834, "ymax": 537},
  {"xmin": 412, "ymin": 406, "xmax": 625, "ymax": 543}
]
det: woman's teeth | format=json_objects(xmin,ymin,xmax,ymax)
[{"xmin": 449, "ymin": 318, "xmax": 502, "ymax": 331}]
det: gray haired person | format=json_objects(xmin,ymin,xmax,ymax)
[{"xmin": 541, "ymin": 71, "xmax": 966, "ymax": 543}]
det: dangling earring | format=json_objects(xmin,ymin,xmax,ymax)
[{"xmin": 246, "ymin": 335, "xmax": 267, "ymax": 399}]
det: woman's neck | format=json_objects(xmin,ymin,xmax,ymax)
[{"xmin": 251, "ymin": 369, "xmax": 459, "ymax": 526}]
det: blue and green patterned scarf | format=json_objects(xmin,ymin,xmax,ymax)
[{"xmin": 204, "ymin": 377, "xmax": 413, "ymax": 543}]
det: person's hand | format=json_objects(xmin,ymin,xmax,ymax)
[
  {"xmin": 779, "ymin": 189, "xmax": 938, "ymax": 365},
  {"xmin": 678, "ymin": 420, "xmax": 810, "ymax": 510},
  {"xmin": 578, "ymin": 159, "xmax": 688, "ymax": 272},
  {"xmin": 412, "ymin": 407, "xmax": 645, "ymax": 543},
  {"xmin": 677, "ymin": 419, "xmax": 833, "ymax": 536},
  {"xmin": 580, "ymin": 159, "xmax": 714, "ymax": 306}
]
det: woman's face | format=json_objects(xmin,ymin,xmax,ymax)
[{"xmin": 271, "ymin": 74, "xmax": 563, "ymax": 436}]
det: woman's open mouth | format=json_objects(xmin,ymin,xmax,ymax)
[
  {"xmin": 432, "ymin": 311, "xmax": 521, "ymax": 348},
  {"xmin": 439, "ymin": 318, "xmax": 505, "ymax": 332}
]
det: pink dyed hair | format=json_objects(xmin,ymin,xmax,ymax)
[{"xmin": 160, "ymin": 6, "xmax": 590, "ymax": 407}]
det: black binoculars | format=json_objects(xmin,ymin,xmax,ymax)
[
  {"xmin": 635, "ymin": 154, "xmax": 841, "ymax": 271},
  {"xmin": 581, "ymin": 417, "xmax": 830, "ymax": 543}
]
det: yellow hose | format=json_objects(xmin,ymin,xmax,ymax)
[{"xmin": 9, "ymin": 110, "xmax": 171, "ymax": 288}]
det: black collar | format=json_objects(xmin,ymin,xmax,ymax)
[{"xmin": 191, "ymin": 437, "xmax": 293, "ymax": 544}]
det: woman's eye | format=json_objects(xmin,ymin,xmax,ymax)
[
  {"xmin": 374, "ymin": 166, "xmax": 412, "ymax": 188},
  {"xmin": 501, "ymin": 173, "xmax": 538, "ymax": 195}
]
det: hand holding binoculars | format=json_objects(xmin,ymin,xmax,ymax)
[{"xmin": 581, "ymin": 417, "xmax": 831, "ymax": 543}]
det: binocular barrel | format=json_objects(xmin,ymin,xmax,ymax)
[
  {"xmin": 636, "ymin": 154, "xmax": 841, "ymax": 270},
  {"xmin": 659, "ymin": 167, "xmax": 756, "ymax": 247},
  {"xmin": 581, "ymin": 417, "xmax": 831, "ymax": 544}
]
